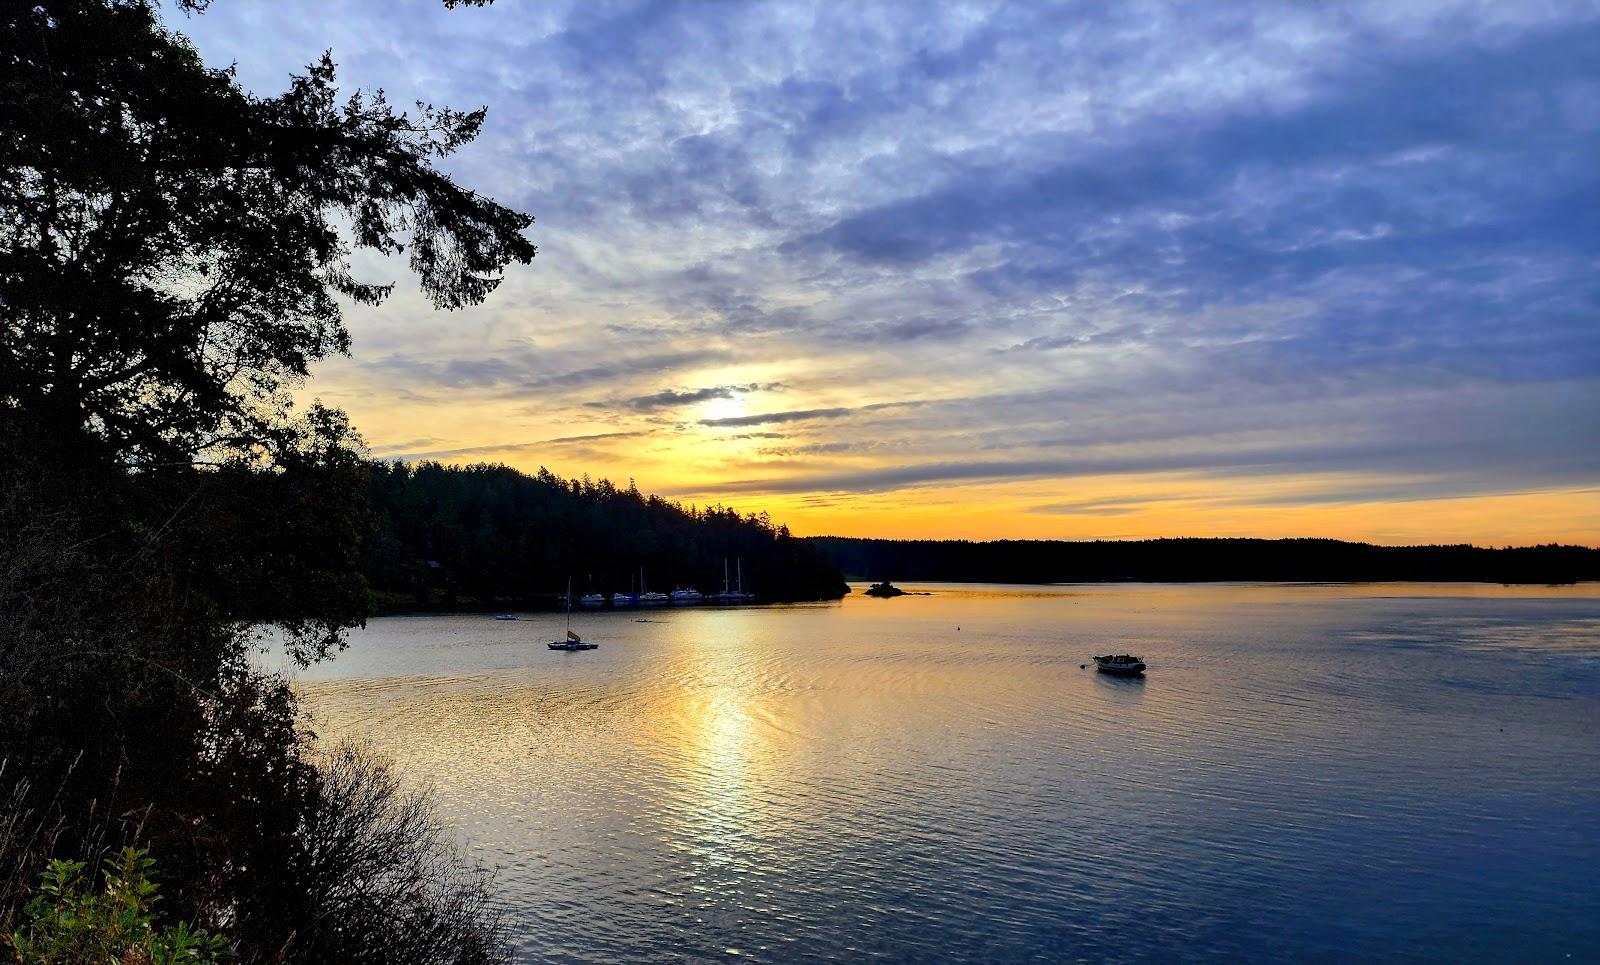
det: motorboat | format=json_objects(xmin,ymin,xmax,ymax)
[
  {"xmin": 1093, "ymin": 654, "xmax": 1147, "ymax": 675},
  {"xmin": 494, "ymin": 613, "xmax": 518, "ymax": 621},
  {"xmin": 669, "ymin": 587, "xmax": 703, "ymax": 603},
  {"xmin": 579, "ymin": 593, "xmax": 605, "ymax": 607}
]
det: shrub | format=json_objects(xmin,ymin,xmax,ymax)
[{"xmin": 6, "ymin": 847, "xmax": 229, "ymax": 964}]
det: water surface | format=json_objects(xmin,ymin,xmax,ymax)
[{"xmin": 286, "ymin": 583, "xmax": 1600, "ymax": 962}]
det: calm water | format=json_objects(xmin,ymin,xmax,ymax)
[{"xmin": 285, "ymin": 583, "xmax": 1600, "ymax": 962}]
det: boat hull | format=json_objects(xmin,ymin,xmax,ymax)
[{"xmin": 547, "ymin": 642, "xmax": 598, "ymax": 651}]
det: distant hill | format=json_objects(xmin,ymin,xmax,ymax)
[
  {"xmin": 809, "ymin": 536, "xmax": 1600, "ymax": 585},
  {"xmin": 363, "ymin": 461, "xmax": 848, "ymax": 609}
]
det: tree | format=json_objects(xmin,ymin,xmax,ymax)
[
  {"xmin": 1, "ymin": 0, "xmax": 535, "ymax": 465},
  {"xmin": 1, "ymin": 2, "xmax": 530, "ymax": 959}
]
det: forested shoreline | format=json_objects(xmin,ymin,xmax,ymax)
[
  {"xmin": 812, "ymin": 536, "xmax": 1600, "ymax": 585},
  {"xmin": 362, "ymin": 461, "xmax": 849, "ymax": 609}
]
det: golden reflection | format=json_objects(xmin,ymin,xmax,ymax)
[
  {"xmin": 668, "ymin": 690, "xmax": 756, "ymax": 867},
  {"xmin": 649, "ymin": 609, "xmax": 774, "ymax": 869}
]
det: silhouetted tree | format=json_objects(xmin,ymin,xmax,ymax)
[
  {"xmin": 362, "ymin": 461, "xmax": 849, "ymax": 607},
  {"xmin": 1, "ymin": 1, "xmax": 529, "ymax": 960},
  {"xmin": 811, "ymin": 536, "xmax": 1600, "ymax": 585},
  {"xmin": 1, "ymin": 0, "xmax": 534, "ymax": 465}
]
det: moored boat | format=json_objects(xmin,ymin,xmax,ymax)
[
  {"xmin": 549, "ymin": 579, "xmax": 598, "ymax": 650},
  {"xmin": 1093, "ymin": 654, "xmax": 1146, "ymax": 675},
  {"xmin": 548, "ymin": 630, "xmax": 597, "ymax": 651},
  {"xmin": 669, "ymin": 587, "xmax": 703, "ymax": 603},
  {"xmin": 579, "ymin": 592, "xmax": 605, "ymax": 607},
  {"xmin": 711, "ymin": 557, "xmax": 755, "ymax": 603},
  {"xmin": 636, "ymin": 567, "xmax": 669, "ymax": 605}
]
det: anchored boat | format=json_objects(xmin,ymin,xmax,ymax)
[
  {"xmin": 548, "ymin": 630, "xmax": 596, "ymax": 651},
  {"xmin": 548, "ymin": 579, "xmax": 598, "ymax": 651},
  {"xmin": 1093, "ymin": 654, "xmax": 1146, "ymax": 675}
]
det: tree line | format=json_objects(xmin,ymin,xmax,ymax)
[
  {"xmin": 363, "ymin": 460, "xmax": 849, "ymax": 608},
  {"xmin": 811, "ymin": 536, "xmax": 1600, "ymax": 585}
]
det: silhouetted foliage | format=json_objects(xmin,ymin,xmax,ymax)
[
  {"xmin": 1, "ymin": 0, "xmax": 534, "ymax": 466},
  {"xmin": 812, "ymin": 536, "xmax": 1600, "ymax": 585},
  {"xmin": 0, "ymin": 423, "xmax": 510, "ymax": 963},
  {"xmin": 1, "ymin": 0, "xmax": 527, "ymax": 960},
  {"xmin": 363, "ymin": 461, "xmax": 849, "ymax": 607}
]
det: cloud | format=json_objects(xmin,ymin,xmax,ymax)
[
  {"xmin": 172, "ymin": 1, "xmax": 1600, "ymax": 538},
  {"xmin": 699, "ymin": 428, "xmax": 1600, "ymax": 498},
  {"xmin": 601, "ymin": 381, "xmax": 781, "ymax": 413},
  {"xmin": 1028, "ymin": 497, "xmax": 1169, "ymax": 517},
  {"xmin": 698, "ymin": 400, "xmax": 925, "ymax": 427},
  {"xmin": 382, "ymin": 430, "xmax": 654, "ymax": 462},
  {"xmin": 355, "ymin": 348, "xmax": 730, "ymax": 398}
]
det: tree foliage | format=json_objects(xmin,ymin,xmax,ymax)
[
  {"xmin": 813, "ymin": 536, "xmax": 1600, "ymax": 584},
  {"xmin": 1, "ymin": 0, "xmax": 534, "ymax": 464},
  {"xmin": 1, "ymin": 1, "xmax": 528, "ymax": 960},
  {"xmin": 364, "ymin": 461, "xmax": 849, "ymax": 607}
]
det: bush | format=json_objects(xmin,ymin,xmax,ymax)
[
  {"xmin": 0, "ymin": 430, "xmax": 511, "ymax": 963},
  {"xmin": 271, "ymin": 746, "xmax": 511, "ymax": 965},
  {"xmin": 6, "ymin": 847, "xmax": 230, "ymax": 964}
]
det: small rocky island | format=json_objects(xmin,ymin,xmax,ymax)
[{"xmin": 863, "ymin": 580, "xmax": 907, "ymax": 597}]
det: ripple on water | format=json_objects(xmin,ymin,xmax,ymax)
[{"xmin": 288, "ymin": 584, "xmax": 1600, "ymax": 963}]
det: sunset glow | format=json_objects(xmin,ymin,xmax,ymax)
[{"xmin": 174, "ymin": 2, "xmax": 1600, "ymax": 547}]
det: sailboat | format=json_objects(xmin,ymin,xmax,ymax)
[
  {"xmin": 548, "ymin": 578, "xmax": 598, "ymax": 650},
  {"xmin": 637, "ymin": 566, "xmax": 670, "ymax": 606},
  {"xmin": 611, "ymin": 572, "xmax": 639, "ymax": 606},
  {"xmin": 712, "ymin": 557, "xmax": 755, "ymax": 603}
]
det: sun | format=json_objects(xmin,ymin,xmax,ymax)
[{"xmin": 699, "ymin": 395, "xmax": 748, "ymax": 424}]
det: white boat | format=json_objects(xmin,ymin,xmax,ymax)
[
  {"xmin": 579, "ymin": 593, "xmax": 605, "ymax": 607},
  {"xmin": 610, "ymin": 592, "xmax": 638, "ymax": 606},
  {"xmin": 1093, "ymin": 654, "xmax": 1146, "ymax": 675},
  {"xmin": 494, "ymin": 613, "xmax": 518, "ymax": 621},
  {"xmin": 712, "ymin": 557, "xmax": 755, "ymax": 603},
  {"xmin": 669, "ymin": 587, "xmax": 703, "ymax": 603},
  {"xmin": 637, "ymin": 568, "xmax": 669, "ymax": 606}
]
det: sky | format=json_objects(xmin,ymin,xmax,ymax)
[{"xmin": 172, "ymin": 0, "xmax": 1600, "ymax": 545}]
